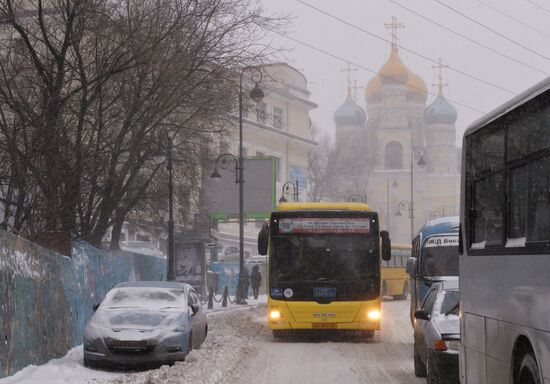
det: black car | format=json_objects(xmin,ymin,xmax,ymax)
[{"xmin": 413, "ymin": 278, "xmax": 459, "ymax": 384}]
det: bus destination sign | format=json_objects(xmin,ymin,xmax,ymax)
[
  {"xmin": 278, "ymin": 218, "xmax": 370, "ymax": 234},
  {"xmin": 424, "ymin": 236, "xmax": 459, "ymax": 247}
]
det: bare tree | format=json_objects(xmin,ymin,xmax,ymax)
[{"xmin": 0, "ymin": 0, "xmax": 281, "ymax": 246}]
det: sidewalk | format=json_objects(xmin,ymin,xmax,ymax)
[{"xmin": 205, "ymin": 294, "xmax": 267, "ymax": 315}]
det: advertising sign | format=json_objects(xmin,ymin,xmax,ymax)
[
  {"xmin": 278, "ymin": 218, "xmax": 371, "ymax": 234},
  {"xmin": 289, "ymin": 165, "xmax": 308, "ymax": 201},
  {"xmin": 175, "ymin": 242, "xmax": 206, "ymax": 293}
]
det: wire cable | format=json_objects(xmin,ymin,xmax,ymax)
[
  {"xmin": 269, "ymin": 29, "xmax": 487, "ymax": 114},
  {"xmin": 295, "ymin": 0, "xmax": 517, "ymax": 95},
  {"xmin": 434, "ymin": 0, "xmax": 550, "ymax": 63},
  {"xmin": 525, "ymin": 0, "xmax": 550, "ymax": 16},
  {"xmin": 478, "ymin": 0, "xmax": 550, "ymax": 40},
  {"xmin": 387, "ymin": 0, "xmax": 548, "ymax": 76}
]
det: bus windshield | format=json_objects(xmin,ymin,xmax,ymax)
[
  {"xmin": 271, "ymin": 235, "xmax": 376, "ymax": 283},
  {"xmin": 422, "ymin": 243, "xmax": 459, "ymax": 277}
]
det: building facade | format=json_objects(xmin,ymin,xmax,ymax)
[{"xmin": 213, "ymin": 63, "xmax": 317, "ymax": 261}]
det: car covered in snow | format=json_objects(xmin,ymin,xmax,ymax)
[
  {"xmin": 413, "ymin": 278, "xmax": 459, "ymax": 384},
  {"xmin": 84, "ymin": 281, "xmax": 207, "ymax": 368}
]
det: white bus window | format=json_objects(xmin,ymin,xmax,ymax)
[
  {"xmin": 468, "ymin": 127, "xmax": 505, "ymax": 178},
  {"xmin": 471, "ymin": 173, "xmax": 505, "ymax": 247}
]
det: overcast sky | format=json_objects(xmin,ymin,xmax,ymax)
[{"xmin": 261, "ymin": 0, "xmax": 549, "ymax": 144}]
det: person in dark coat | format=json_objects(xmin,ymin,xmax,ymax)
[
  {"xmin": 250, "ymin": 265, "xmax": 262, "ymax": 300},
  {"xmin": 241, "ymin": 265, "xmax": 250, "ymax": 299}
]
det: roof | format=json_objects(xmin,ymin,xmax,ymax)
[
  {"xmin": 115, "ymin": 281, "xmax": 188, "ymax": 290},
  {"xmin": 275, "ymin": 202, "xmax": 370, "ymax": 212},
  {"xmin": 417, "ymin": 216, "xmax": 459, "ymax": 239},
  {"xmin": 464, "ymin": 76, "xmax": 550, "ymax": 137}
]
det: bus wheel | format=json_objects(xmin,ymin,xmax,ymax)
[
  {"xmin": 518, "ymin": 353, "xmax": 541, "ymax": 384},
  {"xmin": 393, "ymin": 282, "xmax": 408, "ymax": 300}
]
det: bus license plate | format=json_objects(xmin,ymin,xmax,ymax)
[
  {"xmin": 313, "ymin": 287, "xmax": 336, "ymax": 298},
  {"xmin": 313, "ymin": 323, "xmax": 337, "ymax": 329}
]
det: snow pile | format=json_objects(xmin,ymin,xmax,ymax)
[
  {"xmin": 0, "ymin": 346, "xmax": 124, "ymax": 384},
  {"xmin": 107, "ymin": 307, "xmax": 265, "ymax": 384}
]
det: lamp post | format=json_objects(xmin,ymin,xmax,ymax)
[
  {"xmin": 348, "ymin": 194, "xmax": 367, "ymax": 203},
  {"xmin": 279, "ymin": 180, "xmax": 299, "ymax": 203},
  {"xmin": 211, "ymin": 66, "xmax": 263, "ymax": 305},
  {"xmin": 410, "ymin": 146, "xmax": 426, "ymax": 241},
  {"xmin": 155, "ymin": 129, "xmax": 175, "ymax": 281}
]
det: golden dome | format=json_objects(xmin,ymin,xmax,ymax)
[
  {"xmin": 378, "ymin": 47, "xmax": 409, "ymax": 85},
  {"xmin": 406, "ymin": 70, "xmax": 428, "ymax": 103},
  {"xmin": 365, "ymin": 75, "xmax": 382, "ymax": 104}
]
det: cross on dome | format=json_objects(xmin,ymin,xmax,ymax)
[
  {"xmin": 432, "ymin": 58, "xmax": 449, "ymax": 95},
  {"xmin": 341, "ymin": 62, "xmax": 358, "ymax": 96},
  {"xmin": 384, "ymin": 16, "xmax": 405, "ymax": 49}
]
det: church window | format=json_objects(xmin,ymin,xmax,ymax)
[{"xmin": 385, "ymin": 141, "xmax": 403, "ymax": 169}]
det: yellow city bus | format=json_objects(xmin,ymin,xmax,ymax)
[
  {"xmin": 257, "ymin": 202, "xmax": 391, "ymax": 338},
  {"xmin": 381, "ymin": 243, "xmax": 411, "ymax": 300}
]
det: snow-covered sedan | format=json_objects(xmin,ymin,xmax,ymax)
[
  {"xmin": 413, "ymin": 279, "xmax": 459, "ymax": 384},
  {"xmin": 84, "ymin": 281, "xmax": 207, "ymax": 368}
]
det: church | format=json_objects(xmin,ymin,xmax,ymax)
[{"xmin": 333, "ymin": 18, "xmax": 461, "ymax": 243}]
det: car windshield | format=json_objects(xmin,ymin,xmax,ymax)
[
  {"xmin": 441, "ymin": 290, "xmax": 459, "ymax": 315},
  {"xmin": 422, "ymin": 239, "xmax": 459, "ymax": 277},
  {"xmin": 101, "ymin": 287, "xmax": 186, "ymax": 310}
]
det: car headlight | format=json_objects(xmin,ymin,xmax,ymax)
[{"xmin": 367, "ymin": 310, "xmax": 381, "ymax": 320}]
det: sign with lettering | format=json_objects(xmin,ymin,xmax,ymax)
[
  {"xmin": 424, "ymin": 236, "xmax": 459, "ymax": 247},
  {"xmin": 278, "ymin": 218, "xmax": 370, "ymax": 234}
]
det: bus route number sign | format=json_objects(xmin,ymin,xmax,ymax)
[
  {"xmin": 278, "ymin": 218, "xmax": 370, "ymax": 234},
  {"xmin": 424, "ymin": 236, "xmax": 459, "ymax": 247}
]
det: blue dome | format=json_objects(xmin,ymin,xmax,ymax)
[
  {"xmin": 334, "ymin": 93, "xmax": 366, "ymax": 127},
  {"xmin": 424, "ymin": 93, "xmax": 457, "ymax": 125}
]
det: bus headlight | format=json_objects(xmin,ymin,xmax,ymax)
[
  {"xmin": 270, "ymin": 310, "xmax": 281, "ymax": 320},
  {"xmin": 367, "ymin": 310, "xmax": 381, "ymax": 320}
]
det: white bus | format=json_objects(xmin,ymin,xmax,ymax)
[{"xmin": 460, "ymin": 77, "xmax": 550, "ymax": 384}]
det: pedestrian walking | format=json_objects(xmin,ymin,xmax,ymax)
[
  {"xmin": 242, "ymin": 265, "xmax": 250, "ymax": 299},
  {"xmin": 251, "ymin": 265, "xmax": 262, "ymax": 300}
]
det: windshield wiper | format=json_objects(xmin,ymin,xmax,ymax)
[{"xmin": 445, "ymin": 302, "xmax": 459, "ymax": 316}]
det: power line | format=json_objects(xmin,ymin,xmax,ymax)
[
  {"xmin": 387, "ymin": 0, "xmax": 548, "ymax": 76},
  {"xmin": 295, "ymin": 0, "xmax": 517, "ymax": 95},
  {"xmin": 269, "ymin": 29, "xmax": 487, "ymax": 115},
  {"xmin": 478, "ymin": 0, "xmax": 550, "ymax": 40},
  {"xmin": 525, "ymin": 0, "xmax": 550, "ymax": 15},
  {"xmin": 434, "ymin": 0, "xmax": 550, "ymax": 63}
]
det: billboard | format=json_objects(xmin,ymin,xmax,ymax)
[
  {"xmin": 204, "ymin": 157, "xmax": 275, "ymax": 220},
  {"xmin": 288, "ymin": 165, "xmax": 308, "ymax": 201}
]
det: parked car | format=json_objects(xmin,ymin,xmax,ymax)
[
  {"xmin": 120, "ymin": 241, "xmax": 165, "ymax": 258},
  {"xmin": 413, "ymin": 278, "xmax": 459, "ymax": 384},
  {"xmin": 84, "ymin": 281, "xmax": 207, "ymax": 368}
]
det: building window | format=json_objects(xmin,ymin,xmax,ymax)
[
  {"xmin": 273, "ymin": 106, "xmax": 284, "ymax": 129},
  {"xmin": 385, "ymin": 141, "xmax": 403, "ymax": 169},
  {"xmin": 256, "ymin": 102, "xmax": 267, "ymax": 124}
]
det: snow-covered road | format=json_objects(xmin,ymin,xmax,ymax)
[
  {"xmin": 2, "ymin": 298, "xmax": 423, "ymax": 384},
  {"xmin": 227, "ymin": 299, "xmax": 423, "ymax": 384}
]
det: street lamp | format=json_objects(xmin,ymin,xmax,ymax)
[
  {"xmin": 409, "ymin": 146, "xmax": 426, "ymax": 240},
  {"xmin": 155, "ymin": 129, "xmax": 175, "ymax": 281},
  {"xmin": 279, "ymin": 180, "xmax": 299, "ymax": 203},
  {"xmin": 210, "ymin": 66, "xmax": 264, "ymax": 305},
  {"xmin": 348, "ymin": 194, "xmax": 367, "ymax": 203}
]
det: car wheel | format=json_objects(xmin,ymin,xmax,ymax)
[
  {"xmin": 187, "ymin": 333, "xmax": 193, "ymax": 353},
  {"xmin": 414, "ymin": 344, "xmax": 427, "ymax": 378},
  {"xmin": 426, "ymin": 351, "xmax": 442, "ymax": 384},
  {"xmin": 518, "ymin": 353, "xmax": 541, "ymax": 384}
]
